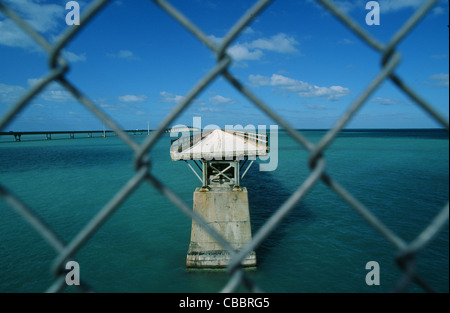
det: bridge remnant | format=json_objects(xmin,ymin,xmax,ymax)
[{"xmin": 170, "ymin": 129, "xmax": 269, "ymax": 269}]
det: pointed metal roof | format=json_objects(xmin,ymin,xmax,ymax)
[{"xmin": 170, "ymin": 129, "xmax": 269, "ymax": 161}]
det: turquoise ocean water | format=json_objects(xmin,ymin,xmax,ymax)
[{"xmin": 0, "ymin": 129, "xmax": 448, "ymax": 293}]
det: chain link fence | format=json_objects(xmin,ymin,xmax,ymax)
[{"xmin": 0, "ymin": 0, "xmax": 448, "ymax": 293}]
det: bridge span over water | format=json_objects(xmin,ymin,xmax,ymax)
[
  {"xmin": 0, "ymin": 126, "xmax": 201, "ymax": 142},
  {"xmin": 0, "ymin": 130, "xmax": 151, "ymax": 142}
]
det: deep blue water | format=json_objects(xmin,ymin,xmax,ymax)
[{"xmin": 0, "ymin": 129, "xmax": 448, "ymax": 292}]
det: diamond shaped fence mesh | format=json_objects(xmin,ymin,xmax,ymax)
[{"xmin": 0, "ymin": 0, "xmax": 448, "ymax": 293}]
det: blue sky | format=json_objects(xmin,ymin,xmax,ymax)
[{"xmin": 0, "ymin": 0, "xmax": 448, "ymax": 131}]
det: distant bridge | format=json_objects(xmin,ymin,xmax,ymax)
[
  {"xmin": 165, "ymin": 126, "xmax": 201, "ymax": 133},
  {"xmin": 0, "ymin": 130, "xmax": 149, "ymax": 142},
  {"xmin": 0, "ymin": 126, "xmax": 202, "ymax": 142}
]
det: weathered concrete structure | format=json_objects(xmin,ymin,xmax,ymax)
[
  {"xmin": 170, "ymin": 129, "xmax": 268, "ymax": 268},
  {"xmin": 186, "ymin": 186, "xmax": 256, "ymax": 268}
]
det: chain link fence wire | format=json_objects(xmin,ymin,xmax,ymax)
[{"xmin": 0, "ymin": 0, "xmax": 448, "ymax": 293}]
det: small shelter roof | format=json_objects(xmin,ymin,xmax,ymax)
[{"xmin": 170, "ymin": 129, "xmax": 268, "ymax": 161}]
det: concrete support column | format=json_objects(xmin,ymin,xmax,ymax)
[
  {"xmin": 202, "ymin": 161, "xmax": 208, "ymax": 189},
  {"xmin": 186, "ymin": 187, "xmax": 256, "ymax": 268}
]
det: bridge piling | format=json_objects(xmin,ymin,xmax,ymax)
[{"xmin": 170, "ymin": 129, "xmax": 268, "ymax": 269}]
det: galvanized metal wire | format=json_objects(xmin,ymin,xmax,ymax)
[{"xmin": 0, "ymin": 0, "xmax": 448, "ymax": 293}]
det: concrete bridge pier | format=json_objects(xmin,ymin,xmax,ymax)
[
  {"xmin": 186, "ymin": 185, "xmax": 256, "ymax": 269},
  {"xmin": 170, "ymin": 129, "xmax": 268, "ymax": 269}
]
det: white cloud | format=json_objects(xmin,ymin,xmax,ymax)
[
  {"xmin": 1, "ymin": 79, "xmax": 78, "ymax": 105},
  {"xmin": 249, "ymin": 74, "xmax": 350, "ymax": 100},
  {"xmin": 0, "ymin": 82, "xmax": 26, "ymax": 104},
  {"xmin": 328, "ymin": 0, "xmax": 357, "ymax": 14},
  {"xmin": 306, "ymin": 0, "xmax": 360, "ymax": 14},
  {"xmin": 6, "ymin": 0, "xmax": 63, "ymax": 32},
  {"xmin": 118, "ymin": 94, "xmax": 147, "ymax": 102},
  {"xmin": 432, "ymin": 6, "xmax": 446, "ymax": 16},
  {"xmin": 378, "ymin": 0, "xmax": 425, "ymax": 12},
  {"xmin": 99, "ymin": 103, "xmax": 116, "ymax": 110},
  {"xmin": 117, "ymin": 50, "xmax": 133, "ymax": 58},
  {"xmin": 371, "ymin": 97, "xmax": 401, "ymax": 105},
  {"xmin": 159, "ymin": 91, "xmax": 184, "ymax": 104},
  {"xmin": 43, "ymin": 89, "xmax": 73, "ymax": 102},
  {"xmin": 199, "ymin": 107, "xmax": 221, "ymax": 112},
  {"xmin": 0, "ymin": 19, "xmax": 35, "ymax": 49},
  {"xmin": 208, "ymin": 34, "xmax": 262, "ymax": 62},
  {"xmin": 315, "ymin": 0, "xmax": 435, "ymax": 14},
  {"xmin": 338, "ymin": 38, "xmax": 355, "ymax": 45},
  {"xmin": 242, "ymin": 26, "xmax": 255, "ymax": 35},
  {"xmin": 208, "ymin": 95, "xmax": 237, "ymax": 105},
  {"xmin": 0, "ymin": 0, "xmax": 64, "ymax": 49},
  {"xmin": 431, "ymin": 54, "xmax": 448, "ymax": 59},
  {"xmin": 27, "ymin": 78, "xmax": 73, "ymax": 102},
  {"xmin": 62, "ymin": 51, "xmax": 86, "ymax": 62},
  {"xmin": 209, "ymin": 32, "xmax": 298, "ymax": 62},
  {"xmin": 207, "ymin": 34, "xmax": 222, "ymax": 45},
  {"xmin": 307, "ymin": 104, "xmax": 326, "ymax": 110},
  {"xmin": 226, "ymin": 45, "xmax": 263, "ymax": 61},
  {"xmin": 107, "ymin": 50, "xmax": 138, "ymax": 60},
  {"xmin": 428, "ymin": 73, "xmax": 449, "ymax": 88},
  {"xmin": 249, "ymin": 33, "xmax": 298, "ymax": 54}
]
